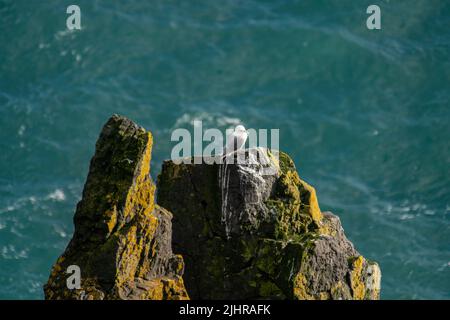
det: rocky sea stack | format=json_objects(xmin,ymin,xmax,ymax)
[{"xmin": 44, "ymin": 115, "xmax": 381, "ymax": 300}]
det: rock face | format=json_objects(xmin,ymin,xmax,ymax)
[
  {"xmin": 157, "ymin": 149, "xmax": 381, "ymax": 299},
  {"xmin": 44, "ymin": 115, "xmax": 188, "ymax": 300}
]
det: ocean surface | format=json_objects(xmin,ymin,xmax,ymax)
[{"xmin": 0, "ymin": 0, "xmax": 449, "ymax": 299}]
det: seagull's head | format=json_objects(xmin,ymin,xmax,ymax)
[{"xmin": 235, "ymin": 125, "xmax": 247, "ymax": 134}]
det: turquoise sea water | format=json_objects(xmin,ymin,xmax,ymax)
[{"xmin": 1, "ymin": 0, "xmax": 449, "ymax": 299}]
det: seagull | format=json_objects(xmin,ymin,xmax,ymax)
[{"xmin": 222, "ymin": 125, "xmax": 248, "ymax": 155}]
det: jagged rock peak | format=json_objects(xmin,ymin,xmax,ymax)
[{"xmin": 44, "ymin": 115, "xmax": 188, "ymax": 300}]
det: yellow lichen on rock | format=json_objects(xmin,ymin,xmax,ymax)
[
  {"xmin": 350, "ymin": 256, "xmax": 366, "ymax": 299},
  {"xmin": 293, "ymin": 273, "xmax": 315, "ymax": 300},
  {"xmin": 44, "ymin": 115, "xmax": 188, "ymax": 300},
  {"xmin": 298, "ymin": 179, "xmax": 323, "ymax": 224},
  {"xmin": 123, "ymin": 130, "xmax": 155, "ymax": 221}
]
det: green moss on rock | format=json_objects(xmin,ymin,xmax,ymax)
[
  {"xmin": 157, "ymin": 149, "xmax": 381, "ymax": 300},
  {"xmin": 44, "ymin": 115, "xmax": 188, "ymax": 300}
]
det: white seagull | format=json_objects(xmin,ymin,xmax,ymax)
[{"xmin": 222, "ymin": 125, "xmax": 248, "ymax": 155}]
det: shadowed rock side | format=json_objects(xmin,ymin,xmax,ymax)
[
  {"xmin": 157, "ymin": 149, "xmax": 381, "ymax": 300},
  {"xmin": 44, "ymin": 115, "xmax": 188, "ymax": 300}
]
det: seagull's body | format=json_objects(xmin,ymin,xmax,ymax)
[{"xmin": 222, "ymin": 125, "xmax": 248, "ymax": 155}]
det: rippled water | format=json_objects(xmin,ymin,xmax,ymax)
[{"xmin": 0, "ymin": 0, "xmax": 449, "ymax": 299}]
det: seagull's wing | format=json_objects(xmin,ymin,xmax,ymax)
[
  {"xmin": 223, "ymin": 132, "xmax": 247, "ymax": 155},
  {"xmin": 235, "ymin": 133, "xmax": 247, "ymax": 150},
  {"xmin": 222, "ymin": 132, "xmax": 236, "ymax": 155}
]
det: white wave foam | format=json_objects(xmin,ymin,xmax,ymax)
[
  {"xmin": 1, "ymin": 245, "xmax": 28, "ymax": 260},
  {"xmin": 173, "ymin": 111, "xmax": 242, "ymax": 129},
  {"xmin": 47, "ymin": 189, "xmax": 66, "ymax": 202}
]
